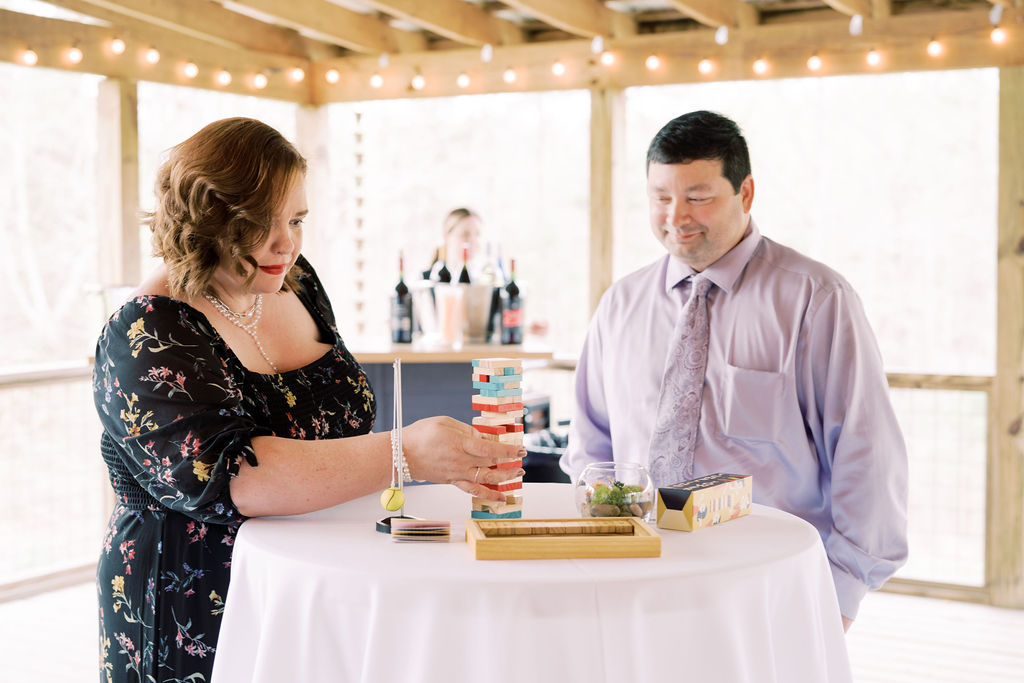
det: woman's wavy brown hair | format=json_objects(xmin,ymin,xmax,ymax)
[{"xmin": 147, "ymin": 117, "xmax": 308, "ymax": 301}]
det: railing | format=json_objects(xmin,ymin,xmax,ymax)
[
  {"xmin": 0, "ymin": 362, "xmax": 108, "ymax": 602},
  {"xmin": 0, "ymin": 362, "xmax": 997, "ymax": 604}
]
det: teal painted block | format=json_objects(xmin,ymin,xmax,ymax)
[
  {"xmin": 471, "ymin": 510, "xmax": 524, "ymax": 519},
  {"xmin": 477, "ymin": 387, "xmax": 523, "ymax": 398}
]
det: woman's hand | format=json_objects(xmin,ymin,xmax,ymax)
[{"xmin": 402, "ymin": 416, "xmax": 525, "ymax": 502}]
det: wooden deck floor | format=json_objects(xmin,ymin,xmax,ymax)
[{"xmin": 2, "ymin": 582, "xmax": 1023, "ymax": 681}]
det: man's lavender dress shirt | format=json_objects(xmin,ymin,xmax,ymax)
[{"xmin": 562, "ymin": 220, "xmax": 908, "ymax": 620}]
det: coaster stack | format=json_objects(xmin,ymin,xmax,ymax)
[{"xmin": 471, "ymin": 358, "xmax": 525, "ymax": 519}]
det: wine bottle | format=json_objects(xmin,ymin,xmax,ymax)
[
  {"xmin": 500, "ymin": 258, "xmax": 523, "ymax": 345},
  {"xmin": 437, "ymin": 247, "xmax": 452, "ymax": 283},
  {"xmin": 458, "ymin": 245, "xmax": 472, "ymax": 284},
  {"xmin": 390, "ymin": 252, "xmax": 413, "ymax": 344}
]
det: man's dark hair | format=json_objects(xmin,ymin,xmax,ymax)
[{"xmin": 646, "ymin": 110, "xmax": 751, "ymax": 193}]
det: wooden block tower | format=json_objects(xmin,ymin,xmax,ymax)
[{"xmin": 471, "ymin": 358, "xmax": 525, "ymax": 519}]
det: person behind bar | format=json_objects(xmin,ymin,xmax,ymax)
[
  {"xmin": 93, "ymin": 118, "xmax": 523, "ymax": 683},
  {"xmin": 560, "ymin": 110, "xmax": 907, "ymax": 632}
]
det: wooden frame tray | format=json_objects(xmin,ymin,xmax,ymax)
[{"xmin": 465, "ymin": 517, "xmax": 661, "ymax": 560}]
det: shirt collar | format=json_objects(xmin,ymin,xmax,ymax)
[{"xmin": 663, "ymin": 218, "xmax": 762, "ymax": 295}]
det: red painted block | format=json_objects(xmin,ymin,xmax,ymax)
[
  {"xmin": 482, "ymin": 481, "xmax": 524, "ymax": 492},
  {"xmin": 472, "ymin": 402, "xmax": 524, "ymax": 413},
  {"xmin": 472, "ymin": 423, "xmax": 508, "ymax": 435},
  {"xmin": 489, "ymin": 459, "xmax": 523, "ymax": 470}
]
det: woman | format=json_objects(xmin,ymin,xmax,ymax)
[
  {"xmin": 93, "ymin": 118, "xmax": 522, "ymax": 683},
  {"xmin": 424, "ymin": 207, "xmax": 484, "ymax": 280}
]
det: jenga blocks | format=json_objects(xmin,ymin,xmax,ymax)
[{"xmin": 471, "ymin": 358, "xmax": 525, "ymax": 520}]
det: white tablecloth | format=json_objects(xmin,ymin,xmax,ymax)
[{"xmin": 212, "ymin": 483, "xmax": 851, "ymax": 683}]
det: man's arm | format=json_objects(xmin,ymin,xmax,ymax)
[
  {"xmin": 561, "ymin": 307, "xmax": 614, "ymax": 480},
  {"xmin": 800, "ymin": 284, "xmax": 909, "ymax": 624}
]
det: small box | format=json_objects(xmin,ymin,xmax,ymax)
[{"xmin": 656, "ymin": 473, "xmax": 753, "ymax": 531}]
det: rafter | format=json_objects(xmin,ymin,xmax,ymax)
[
  {"xmin": 500, "ymin": 0, "xmax": 635, "ymax": 39},
  {"xmin": 227, "ymin": 0, "xmax": 426, "ymax": 54},
  {"xmin": 821, "ymin": 0, "xmax": 873, "ymax": 17},
  {"xmin": 47, "ymin": 0, "xmax": 312, "ymax": 58},
  {"xmin": 664, "ymin": 1, "xmax": 759, "ymax": 29},
  {"xmin": 360, "ymin": 0, "xmax": 523, "ymax": 46}
]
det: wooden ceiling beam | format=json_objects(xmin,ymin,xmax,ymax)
[
  {"xmin": 0, "ymin": 9, "xmax": 310, "ymax": 102},
  {"xmin": 664, "ymin": 1, "xmax": 759, "ymax": 29},
  {"xmin": 58, "ymin": 0, "xmax": 311, "ymax": 58},
  {"xmin": 821, "ymin": 0, "xmax": 873, "ymax": 17},
  {"xmin": 313, "ymin": 6, "xmax": 1024, "ymax": 103},
  {"xmin": 500, "ymin": 0, "xmax": 635, "ymax": 39},
  {"xmin": 226, "ymin": 0, "xmax": 426, "ymax": 54},
  {"xmin": 360, "ymin": 0, "xmax": 523, "ymax": 46}
]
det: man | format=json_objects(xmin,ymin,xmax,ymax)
[{"xmin": 561, "ymin": 110, "xmax": 908, "ymax": 630}]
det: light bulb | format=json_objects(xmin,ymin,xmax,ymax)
[
  {"xmin": 110, "ymin": 38, "xmax": 126, "ymax": 55},
  {"xmin": 590, "ymin": 36, "xmax": 604, "ymax": 54},
  {"xmin": 183, "ymin": 62, "xmax": 199, "ymax": 79},
  {"xmin": 698, "ymin": 58, "xmax": 713, "ymax": 75},
  {"xmin": 21, "ymin": 49, "xmax": 38, "ymax": 66},
  {"xmin": 481, "ymin": 44, "xmax": 493, "ymax": 63},
  {"xmin": 753, "ymin": 58, "xmax": 768, "ymax": 75},
  {"xmin": 807, "ymin": 55, "xmax": 822, "ymax": 72},
  {"xmin": 252, "ymin": 73, "xmax": 268, "ymax": 89},
  {"xmin": 600, "ymin": 51, "xmax": 615, "ymax": 66},
  {"xmin": 991, "ymin": 27, "xmax": 1008, "ymax": 45},
  {"xmin": 456, "ymin": 73, "xmax": 470, "ymax": 88},
  {"xmin": 551, "ymin": 61, "xmax": 565, "ymax": 76},
  {"xmin": 216, "ymin": 70, "xmax": 232, "ymax": 86},
  {"xmin": 411, "ymin": 74, "xmax": 425, "ymax": 90},
  {"xmin": 645, "ymin": 55, "xmax": 660, "ymax": 71},
  {"xmin": 325, "ymin": 69, "xmax": 340, "ymax": 84},
  {"xmin": 926, "ymin": 39, "xmax": 943, "ymax": 57},
  {"xmin": 715, "ymin": 26, "xmax": 729, "ymax": 45},
  {"xmin": 66, "ymin": 46, "xmax": 83, "ymax": 65},
  {"xmin": 289, "ymin": 67, "xmax": 305, "ymax": 83},
  {"xmin": 370, "ymin": 73, "xmax": 383, "ymax": 88},
  {"xmin": 145, "ymin": 47, "xmax": 160, "ymax": 65},
  {"xmin": 502, "ymin": 68, "xmax": 516, "ymax": 84},
  {"xmin": 866, "ymin": 49, "xmax": 881, "ymax": 67}
]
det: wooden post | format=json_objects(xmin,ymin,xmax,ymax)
[
  {"xmin": 96, "ymin": 77, "xmax": 140, "ymax": 287},
  {"xmin": 588, "ymin": 86, "xmax": 623, "ymax": 315},
  {"xmin": 990, "ymin": 65, "xmax": 1024, "ymax": 608},
  {"xmin": 294, "ymin": 104, "xmax": 331, "ymax": 263}
]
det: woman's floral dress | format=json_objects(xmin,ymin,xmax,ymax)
[{"xmin": 93, "ymin": 257, "xmax": 375, "ymax": 683}]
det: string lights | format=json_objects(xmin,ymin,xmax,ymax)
[
  {"xmin": 66, "ymin": 44, "xmax": 83, "ymax": 65},
  {"xmin": 7, "ymin": 19, "xmax": 1013, "ymax": 92}
]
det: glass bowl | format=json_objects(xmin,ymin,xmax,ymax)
[{"xmin": 574, "ymin": 462, "xmax": 655, "ymax": 522}]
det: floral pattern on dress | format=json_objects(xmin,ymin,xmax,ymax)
[{"xmin": 94, "ymin": 256, "xmax": 374, "ymax": 683}]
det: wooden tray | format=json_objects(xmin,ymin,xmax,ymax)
[{"xmin": 465, "ymin": 517, "xmax": 661, "ymax": 560}]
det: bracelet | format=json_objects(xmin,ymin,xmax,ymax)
[{"xmin": 391, "ymin": 428, "xmax": 412, "ymax": 483}]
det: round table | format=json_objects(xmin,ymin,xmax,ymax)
[{"xmin": 212, "ymin": 482, "xmax": 851, "ymax": 683}]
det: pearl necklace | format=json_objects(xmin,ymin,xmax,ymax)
[{"xmin": 204, "ymin": 293, "xmax": 279, "ymax": 374}]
